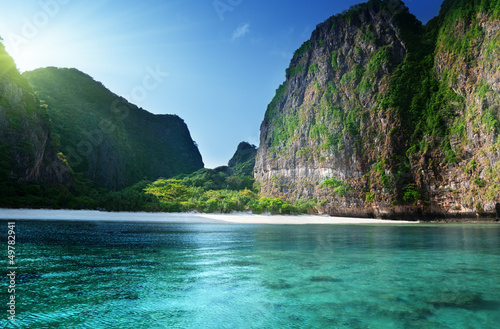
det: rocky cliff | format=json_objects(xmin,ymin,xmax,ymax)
[
  {"xmin": 255, "ymin": 0, "xmax": 500, "ymax": 219},
  {"xmin": 24, "ymin": 67, "xmax": 204, "ymax": 190},
  {"xmin": 228, "ymin": 142, "xmax": 257, "ymax": 177},
  {"xmin": 0, "ymin": 43, "xmax": 71, "ymax": 192}
]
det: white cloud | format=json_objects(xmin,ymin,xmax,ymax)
[{"xmin": 231, "ymin": 23, "xmax": 250, "ymax": 41}]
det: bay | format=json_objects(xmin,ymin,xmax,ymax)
[{"xmin": 1, "ymin": 218, "xmax": 499, "ymax": 328}]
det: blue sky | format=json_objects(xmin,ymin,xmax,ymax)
[{"xmin": 0, "ymin": 0, "xmax": 443, "ymax": 168}]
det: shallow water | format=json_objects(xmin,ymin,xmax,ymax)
[{"xmin": 1, "ymin": 220, "xmax": 500, "ymax": 328}]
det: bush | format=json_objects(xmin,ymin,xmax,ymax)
[
  {"xmin": 322, "ymin": 178, "xmax": 351, "ymax": 197},
  {"xmin": 403, "ymin": 184, "xmax": 422, "ymax": 204},
  {"xmin": 473, "ymin": 177, "xmax": 487, "ymax": 188},
  {"xmin": 293, "ymin": 198, "xmax": 318, "ymax": 214},
  {"xmin": 308, "ymin": 63, "xmax": 319, "ymax": 75}
]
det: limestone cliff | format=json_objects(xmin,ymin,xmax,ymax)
[
  {"xmin": 412, "ymin": 0, "xmax": 500, "ymax": 218},
  {"xmin": 228, "ymin": 142, "xmax": 257, "ymax": 177},
  {"xmin": 0, "ymin": 43, "xmax": 71, "ymax": 190},
  {"xmin": 24, "ymin": 68, "xmax": 204, "ymax": 190},
  {"xmin": 255, "ymin": 0, "xmax": 500, "ymax": 219}
]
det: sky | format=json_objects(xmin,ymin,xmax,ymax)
[{"xmin": 0, "ymin": 0, "xmax": 443, "ymax": 168}]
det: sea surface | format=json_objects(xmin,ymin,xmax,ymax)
[{"xmin": 1, "ymin": 217, "xmax": 499, "ymax": 328}]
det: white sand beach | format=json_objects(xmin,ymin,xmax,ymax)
[
  {"xmin": 0, "ymin": 209, "xmax": 417, "ymax": 224},
  {"xmin": 200, "ymin": 213, "xmax": 418, "ymax": 224}
]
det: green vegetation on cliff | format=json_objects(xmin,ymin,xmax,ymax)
[
  {"xmin": 23, "ymin": 67, "xmax": 204, "ymax": 190},
  {"xmin": 255, "ymin": 0, "xmax": 500, "ymax": 218},
  {"xmin": 0, "ymin": 41, "xmax": 72, "ymax": 206},
  {"xmin": 0, "ymin": 45, "xmax": 205, "ymax": 210}
]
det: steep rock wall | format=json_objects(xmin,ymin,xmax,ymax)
[{"xmin": 255, "ymin": 0, "xmax": 500, "ymax": 219}]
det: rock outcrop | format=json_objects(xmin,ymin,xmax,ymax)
[
  {"xmin": 228, "ymin": 142, "xmax": 257, "ymax": 177},
  {"xmin": 255, "ymin": 0, "xmax": 500, "ymax": 219}
]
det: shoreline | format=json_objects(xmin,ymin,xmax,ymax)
[
  {"xmin": 0, "ymin": 208, "xmax": 498, "ymax": 225},
  {"xmin": 0, "ymin": 208, "xmax": 420, "ymax": 225}
]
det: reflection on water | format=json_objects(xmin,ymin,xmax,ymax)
[{"xmin": 1, "ymin": 221, "xmax": 499, "ymax": 328}]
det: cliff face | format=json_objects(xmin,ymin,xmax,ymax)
[
  {"xmin": 0, "ymin": 44, "xmax": 71, "ymax": 188},
  {"xmin": 413, "ymin": 0, "xmax": 500, "ymax": 218},
  {"xmin": 255, "ymin": 0, "xmax": 500, "ymax": 219},
  {"xmin": 23, "ymin": 67, "xmax": 203, "ymax": 190}
]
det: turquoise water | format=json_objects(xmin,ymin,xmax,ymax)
[{"xmin": 2, "ymin": 220, "xmax": 500, "ymax": 328}]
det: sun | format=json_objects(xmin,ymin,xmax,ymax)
[{"xmin": 3, "ymin": 30, "xmax": 68, "ymax": 73}]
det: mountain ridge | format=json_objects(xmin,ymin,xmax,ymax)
[{"xmin": 23, "ymin": 67, "xmax": 204, "ymax": 190}]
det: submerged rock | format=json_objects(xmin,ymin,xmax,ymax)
[
  {"xmin": 309, "ymin": 275, "xmax": 342, "ymax": 282},
  {"xmin": 264, "ymin": 279, "xmax": 293, "ymax": 290},
  {"xmin": 427, "ymin": 291, "xmax": 484, "ymax": 309}
]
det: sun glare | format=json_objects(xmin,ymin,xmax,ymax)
[{"xmin": 4, "ymin": 29, "xmax": 72, "ymax": 73}]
